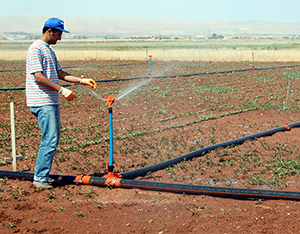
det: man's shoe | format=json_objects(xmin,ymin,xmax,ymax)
[
  {"xmin": 33, "ymin": 181, "xmax": 54, "ymax": 189},
  {"xmin": 48, "ymin": 178, "xmax": 56, "ymax": 183}
]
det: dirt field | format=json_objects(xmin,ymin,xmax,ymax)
[{"xmin": 1, "ymin": 60, "xmax": 300, "ymax": 233}]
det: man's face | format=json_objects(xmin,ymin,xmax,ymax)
[{"xmin": 49, "ymin": 29, "xmax": 62, "ymax": 45}]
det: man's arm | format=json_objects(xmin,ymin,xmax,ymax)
[
  {"xmin": 34, "ymin": 71, "xmax": 76, "ymax": 101},
  {"xmin": 57, "ymin": 69, "xmax": 82, "ymax": 83},
  {"xmin": 58, "ymin": 69, "xmax": 97, "ymax": 90},
  {"xmin": 34, "ymin": 72, "xmax": 61, "ymax": 91}
]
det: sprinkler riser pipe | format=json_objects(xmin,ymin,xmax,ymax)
[
  {"xmin": 103, "ymin": 96, "xmax": 118, "ymax": 172},
  {"xmin": 107, "ymin": 165, "xmax": 114, "ymax": 173},
  {"xmin": 149, "ymin": 55, "xmax": 152, "ymax": 77},
  {"xmin": 109, "ymin": 107, "xmax": 114, "ymax": 167}
]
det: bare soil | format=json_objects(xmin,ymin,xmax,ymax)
[{"xmin": 1, "ymin": 60, "xmax": 300, "ymax": 233}]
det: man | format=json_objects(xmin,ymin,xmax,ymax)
[{"xmin": 26, "ymin": 17, "xmax": 97, "ymax": 189}]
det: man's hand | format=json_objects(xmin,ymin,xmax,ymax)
[
  {"xmin": 80, "ymin": 78, "xmax": 97, "ymax": 90},
  {"xmin": 59, "ymin": 87, "xmax": 76, "ymax": 101}
]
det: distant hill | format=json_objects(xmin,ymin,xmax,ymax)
[{"xmin": 0, "ymin": 15, "xmax": 299, "ymax": 37}]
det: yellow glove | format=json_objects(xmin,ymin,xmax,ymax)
[
  {"xmin": 59, "ymin": 87, "xmax": 76, "ymax": 101},
  {"xmin": 80, "ymin": 78, "xmax": 97, "ymax": 90}
]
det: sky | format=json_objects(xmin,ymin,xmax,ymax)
[{"xmin": 1, "ymin": 0, "xmax": 299, "ymax": 23}]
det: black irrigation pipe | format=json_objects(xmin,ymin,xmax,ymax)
[
  {"xmin": 120, "ymin": 122, "xmax": 300, "ymax": 179},
  {"xmin": 2, "ymin": 170, "xmax": 300, "ymax": 200},
  {"xmin": 111, "ymin": 179, "xmax": 300, "ymax": 200},
  {"xmin": 73, "ymin": 176, "xmax": 300, "ymax": 200},
  {"xmin": 0, "ymin": 87, "xmax": 26, "ymax": 91},
  {"xmin": 0, "ymin": 170, "xmax": 75, "ymax": 182},
  {"xmin": 1, "ymin": 64, "xmax": 300, "ymax": 92}
]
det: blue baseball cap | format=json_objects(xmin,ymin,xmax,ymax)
[{"xmin": 44, "ymin": 17, "xmax": 70, "ymax": 33}]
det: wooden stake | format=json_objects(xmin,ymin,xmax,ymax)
[{"xmin": 10, "ymin": 102, "xmax": 17, "ymax": 171}]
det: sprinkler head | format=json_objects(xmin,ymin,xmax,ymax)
[{"xmin": 104, "ymin": 96, "xmax": 118, "ymax": 108}]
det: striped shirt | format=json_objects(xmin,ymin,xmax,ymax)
[{"xmin": 26, "ymin": 39, "xmax": 62, "ymax": 106}]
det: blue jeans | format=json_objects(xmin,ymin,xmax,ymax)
[{"xmin": 30, "ymin": 105, "xmax": 60, "ymax": 182}]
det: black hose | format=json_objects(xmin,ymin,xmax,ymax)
[
  {"xmin": 0, "ymin": 170, "xmax": 35, "ymax": 180},
  {"xmin": 2, "ymin": 171, "xmax": 300, "ymax": 200},
  {"xmin": 89, "ymin": 176, "xmax": 107, "ymax": 185},
  {"xmin": 118, "ymin": 179, "xmax": 300, "ymax": 200},
  {"xmin": 121, "ymin": 122, "xmax": 300, "ymax": 179},
  {"xmin": 0, "ymin": 170, "xmax": 76, "ymax": 183},
  {"xmin": 68, "ymin": 175, "xmax": 300, "ymax": 200}
]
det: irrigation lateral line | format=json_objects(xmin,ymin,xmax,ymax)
[
  {"xmin": 83, "ymin": 176, "xmax": 300, "ymax": 200},
  {"xmin": 1, "ymin": 64, "xmax": 300, "ymax": 92},
  {"xmin": 116, "ymin": 179, "xmax": 300, "ymax": 200},
  {"xmin": 120, "ymin": 121, "xmax": 300, "ymax": 179},
  {"xmin": 0, "ymin": 170, "xmax": 75, "ymax": 182},
  {"xmin": 1, "ymin": 170, "xmax": 300, "ymax": 200}
]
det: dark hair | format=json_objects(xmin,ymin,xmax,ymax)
[{"xmin": 42, "ymin": 27, "xmax": 61, "ymax": 34}]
